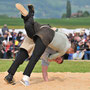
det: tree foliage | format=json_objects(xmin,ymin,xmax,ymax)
[{"xmin": 66, "ymin": 0, "xmax": 71, "ymax": 18}]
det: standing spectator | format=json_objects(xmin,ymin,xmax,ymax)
[{"xmin": 2, "ymin": 24, "xmax": 9, "ymax": 35}]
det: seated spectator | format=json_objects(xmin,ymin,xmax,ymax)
[
  {"xmin": 84, "ymin": 40, "xmax": 90, "ymax": 60},
  {"xmin": 68, "ymin": 33, "xmax": 74, "ymax": 42},
  {"xmin": 67, "ymin": 47, "xmax": 74, "ymax": 60},
  {"xmin": 11, "ymin": 29, "xmax": 16, "ymax": 44},
  {"xmin": 0, "ymin": 27, "xmax": 89, "ymax": 60},
  {"xmin": 2, "ymin": 40, "xmax": 6, "ymax": 59},
  {"xmin": 0, "ymin": 33, "xmax": 5, "ymax": 58},
  {"xmin": 7, "ymin": 31, "xmax": 12, "ymax": 42},
  {"xmin": 0, "ymin": 41, "xmax": 4, "ymax": 58},
  {"xmin": 73, "ymin": 41, "xmax": 85, "ymax": 60},
  {"xmin": 80, "ymin": 28, "xmax": 87, "ymax": 39},
  {"xmin": 3, "ymin": 33, "xmax": 8, "ymax": 42},
  {"xmin": 16, "ymin": 31, "xmax": 24, "ymax": 46},
  {"xmin": 5, "ymin": 39, "xmax": 13, "ymax": 59},
  {"xmin": 0, "ymin": 33, "xmax": 4, "ymax": 42}
]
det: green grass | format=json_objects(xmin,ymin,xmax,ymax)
[
  {"xmin": 0, "ymin": 17, "xmax": 90, "ymax": 29},
  {"xmin": 0, "ymin": 60, "xmax": 90, "ymax": 73}
]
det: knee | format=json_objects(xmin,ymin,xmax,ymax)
[{"xmin": 15, "ymin": 48, "xmax": 29, "ymax": 65}]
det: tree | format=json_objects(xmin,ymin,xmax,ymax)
[
  {"xmin": 77, "ymin": 10, "xmax": 83, "ymax": 17},
  {"xmin": 61, "ymin": 13, "xmax": 67, "ymax": 18},
  {"xmin": 66, "ymin": 0, "xmax": 71, "ymax": 18},
  {"xmin": 82, "ymin": 11, "xmax": 90, "ymax": 17}
]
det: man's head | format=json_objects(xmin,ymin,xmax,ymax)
[
  {"xmin": 4, "ymin": 24, "xmax": 7, "ymax": 27},
  {"xmin": 12, "ymin": 29, "xmax": 15, "ymax": 32},
  {"xmin": 48, "ymin": 57, "xmax": 63, "ymax": 64},
  {"xmin": 55, "ymin": 57, "xmax": 63, "ymax": 64}
]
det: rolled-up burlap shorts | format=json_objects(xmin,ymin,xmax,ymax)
[{"xmin": 20, "ymin": 36, "xmax": 35, "ymax": 57}]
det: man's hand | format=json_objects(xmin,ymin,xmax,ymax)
[{"xmin": 48, "ymin": 57, "xmax": 63, "ymax": 64}]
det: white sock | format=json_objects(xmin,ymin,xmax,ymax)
[{"xmin": 23, "ymin": 75, "xmax": 30, "ymax": 81}]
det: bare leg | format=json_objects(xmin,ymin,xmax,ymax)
[{"xmin": 42, "ymin": 65, "xmax": 48, "ymax": 81}]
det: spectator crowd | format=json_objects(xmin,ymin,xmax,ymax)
[
  {"xmin": 0, "ymin": 24, "xmax": 25, "ymax": 59},
  {"xmin": 0, "ymin": 24, "xmax": 90, "ymax": 60}
]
